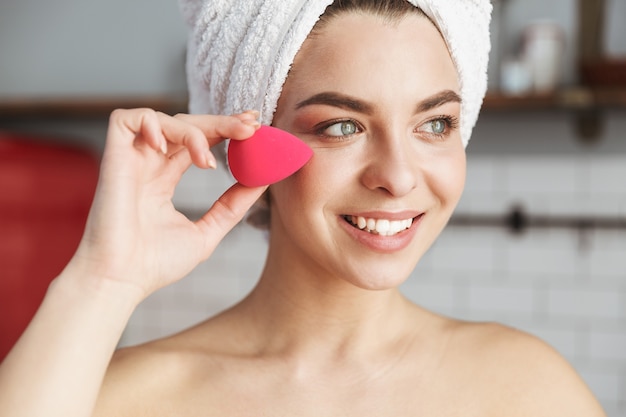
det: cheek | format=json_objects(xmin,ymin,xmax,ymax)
[
  {"xmin": 285, "ymin": 149, "xmax": 354, "ymax": 194},
  {"xmin": 269, "ymin": 156, "xmax": 326, "ymax": 216},
  {"xmin": 270, "ymin": 150, "xmax": 357, "ymax": 224},
  {"xmin": 427, "ymin": 151, "xmax": 466, "ymax": 205}
]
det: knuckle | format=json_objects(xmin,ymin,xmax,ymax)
[
  {"xmin": 215, "ymin": 197, "xmax": 239, "ymax": 221},
  {"xmin": 109, "ymin": 107, "xmax": 155, "ymax": 122},
  {"xmin": 139, "ymin": 107, "xmax": 158, "ymax": 119},
  {"xmin": 108, "ymin": 108, "xmax": 126, "ymax": 122}
]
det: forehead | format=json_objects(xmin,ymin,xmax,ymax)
[{"xmin": 284, "ymin": 12, "xmax": 459, "ymax": 102}]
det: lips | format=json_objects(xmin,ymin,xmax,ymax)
[{"xmin": 339, "ymin": 212, "xmax": 423, "ymax": 253}]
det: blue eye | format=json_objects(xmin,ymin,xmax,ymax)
[
  {"xmin": 429, "ymin": 119, "xmax": 447, "ymax": 134},
  {"xmin": 417, "ymin": 116, "xmax": 459, "ymax": 139},
  {"xmin": 323, "ymin": 120, "xmax": 358, "ymax": 137}
]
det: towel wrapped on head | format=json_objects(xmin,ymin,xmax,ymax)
[{"xmin": 179, "ymin": 0, "xmax": 492, "ymax": 147}]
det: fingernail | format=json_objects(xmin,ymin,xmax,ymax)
[
  {"xmin": 205, "ymin": 151, "xmax": 217, "ymax": 169},
  {"xmin": 160, "ymin": 139, "xmax": 168, "ymax": 155},
  {"xmin": 242, "ymin": 119, "xmax": 261, "ymax": 129},
  {"xmin": 242, "ymin": 109, "xmax": 260, "ymax": 119}
]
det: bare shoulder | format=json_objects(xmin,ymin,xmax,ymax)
[
  {"xmin": 447, "ymin": 320, "xmax": 606, "ymax": 417},
  {"xmin": 92, "ymin": 328, "xmax": 220, "ymax": 417},
  {"xmin": 92, "ymin": 339, "xmax": 187, "ymax": 416},
  {"xmin": 92, "ymin": 310, "xmax": 256, "ymax": 416}
]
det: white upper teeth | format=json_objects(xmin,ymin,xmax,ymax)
[{"xmin": 348, "ymin": 216, "xmax": 413, "ymax": 236}]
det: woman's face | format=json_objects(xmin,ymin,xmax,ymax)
[{"xmin": 269, "ymin": 11, "xmax": 465, "ymax": 290}]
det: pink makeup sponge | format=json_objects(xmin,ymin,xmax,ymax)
[{"xmin": 227, "ymin": 125, "xmax": 313, "ymax": 187}]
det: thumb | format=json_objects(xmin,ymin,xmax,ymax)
[{"xmin": 195, "ymin": 183, "xmax": 268, "ymax": 255}]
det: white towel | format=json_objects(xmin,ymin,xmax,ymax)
[{"xmin": 179, "ymin": 0, "xmax": 492, "ymax": 147}]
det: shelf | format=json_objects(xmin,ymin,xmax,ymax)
[
  {"xmin": 482, "ymin": 87, "xmax": 626, "ymax": 140},
  {"xmin": 0, "ymin": 96, "xmax": 189, "ymax": 120},
  {"xmin": 0, "ymin": 87, "xmax": 624, "ymax": 121},
  {"xmin": 483, "ymin": 87, "xmax": 626, "ymax": 111}
]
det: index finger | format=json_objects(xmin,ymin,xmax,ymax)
[{"xmin": 174, "ymin": 113, "xmax": 260, "ymax": 147}]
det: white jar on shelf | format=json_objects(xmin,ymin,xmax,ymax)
[
  {"xmin": 522, "ymin": 20, "xmax": 566, "ymax": 93},
  {"xmin": 500, "ymin": 57, "xmax": 533, "ymax": 95}
]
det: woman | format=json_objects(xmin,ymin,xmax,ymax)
[{"xmin": 0, "ymin": 0, "xmax": 606, "ymax": 416}]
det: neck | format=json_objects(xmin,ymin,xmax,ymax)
[{"xmin": 234, "ymin": 254, "xmax": 420, "ymax": 365}]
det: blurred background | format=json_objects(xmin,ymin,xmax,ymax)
[{"xmin": 1, "ymin": 0, "xmax": 625, "ymax": 414}]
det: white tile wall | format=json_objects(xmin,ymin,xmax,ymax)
[
  {"xmin": 120, "ymin": 151, "xmax": 626, "ymax": 416},
  {"xmin": 548, "ymin": 287, "xmax": 622, "ymax": 320},
  {"xmin": 590, "ymin": 332, "xmax": 626, "ymax": 363}
]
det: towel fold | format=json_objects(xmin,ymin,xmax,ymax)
[{"xmin": 179, "ymin": 0, "xmax": 492, "ymax": 147}]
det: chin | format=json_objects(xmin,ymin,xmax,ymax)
[{"xmin": 341, "ymin": 262, "xmax": 418, "ymax": 292}]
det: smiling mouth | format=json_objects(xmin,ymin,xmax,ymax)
[{"xmin": 342, "ymin": 215, "xmax": 420, "ymax": 236}]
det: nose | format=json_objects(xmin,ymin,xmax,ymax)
[{"xmin": 360, "ymin": 131, "xmax": 419, "ymax": 197}]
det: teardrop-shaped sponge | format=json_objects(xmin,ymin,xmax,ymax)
[{"xmin": 227, "ymin": 125, "xmax": 313, "ymax": 187}]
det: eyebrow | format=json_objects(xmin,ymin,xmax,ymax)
[
  {"xmin": 295, "ymin": 91, "xmax": 374, "ymax": 114},
  {"xmin": 295, "ymin": 90, "xmax": 462, "ymax": 115},
  {"xmin": 415, "ymin": 90, "xmax": 462, "ymax": 113}
]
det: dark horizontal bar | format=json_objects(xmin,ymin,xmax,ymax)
[{"xmin": 449, "ymin": 211, "xmax": 626, "ymax": 232}]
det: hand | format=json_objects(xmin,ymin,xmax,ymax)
[{"xmin": 65, "ymin": 108, "xmax": 267, "ymax": 301}]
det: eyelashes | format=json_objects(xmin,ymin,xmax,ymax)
[
  {"xmin": 418, "ymin": 115, "xmax": 460, "ymax": 139},
  {"xmin": 313, "ymin": 115, "xmax": 460, "ymax": 142},
  {"xmin": 314, "ymin": 119, "xmax": 362, "ymax": 141}
]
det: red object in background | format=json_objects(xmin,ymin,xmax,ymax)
[{"xmin": 0, "ymin": 134, "xmax": 99, "ymax": 361}]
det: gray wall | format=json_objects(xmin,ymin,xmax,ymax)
[{"xmin": 0, "ymin": 0, "xmax": 188, "ymax": 98}]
